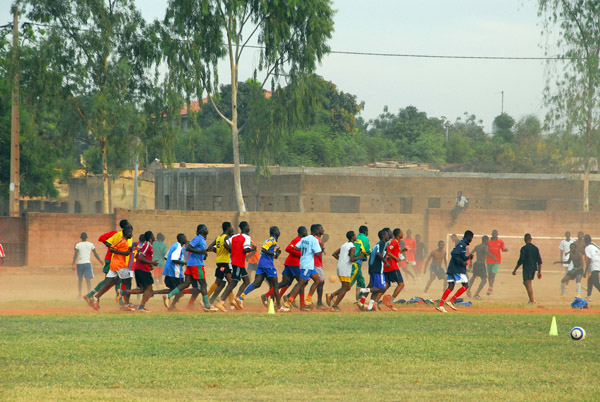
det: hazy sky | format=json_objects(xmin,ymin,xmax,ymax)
[{"xmin": 2, "ymin": 0, "xmax": 552, "ymax": 131}]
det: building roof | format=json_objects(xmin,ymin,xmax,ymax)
[{"xmin": 180, "ymin": 90, "xmax": 273, "ymax": 116}]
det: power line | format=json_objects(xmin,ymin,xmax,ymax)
[
  {"xmin": 246, "ymin": 47, "xmax": 563, "ymax": 61},
  {"xmin": 9, "ymin": 21, "xmax": 565, "ymax": 61}
]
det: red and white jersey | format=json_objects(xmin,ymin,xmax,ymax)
[
  {"xmin": 226, "ymin": 233, "xmax": 252, "ymax": 268},
  {"xmin": 0, "ymin": 243, "xmax": 5, "ymax": 258}
]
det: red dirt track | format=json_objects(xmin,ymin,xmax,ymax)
[{"xmin": 1, "ymin": 266, "xmax": 598, "ymax": 315}]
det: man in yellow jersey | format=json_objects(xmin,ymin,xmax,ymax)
[{"xmin": 207, "ymin": 222, "xmax": 236, "ymax": 307}]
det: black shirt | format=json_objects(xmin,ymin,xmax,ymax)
[
  {"xmin": 517, "ymin": 243, "xmax": 542, "ymax": 271},
  {"xmin": 369, "ymin": 240, "xmax": 387, "ymax": 274}
]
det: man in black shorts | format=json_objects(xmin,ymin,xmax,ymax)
[
  {"xmin": 423, "ymin": 241, "xmax": 448, "ymax": 293},
  {"xmin": 467, "ymin": 235, "xmax": 497, "ymax": 299},
  {"xmin": 512, "ymin": 233, "xmax": 542, "ymax": 304},
  {"xmin": 207, "ymin": 222, "xmax": 235, "ymax": 307},
  {"xmin": 118, "ymin": 231, "xmax": 158, "ymax": 312},
  {"xmin": 555, "ymin": 241, "xmax": 584, "ymax": 297}
]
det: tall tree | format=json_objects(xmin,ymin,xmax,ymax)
[
  {"xmin": 539, "ymin": 0, "xmax": 600, "ymax": 211},
  {"xmin": 22, "ymin": 0, "xmax": 155, "ymax": 213},
  {"xmin": 162, "ymin": 0, "xmax": 335, "ymax": 212}
]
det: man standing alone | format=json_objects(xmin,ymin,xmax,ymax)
[{"xmin": 512, "ymin": 233, "xmax": 542, "ymax": 305}]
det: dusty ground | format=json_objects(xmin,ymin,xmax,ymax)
[{"xmin": 0, "ymin": 265, "xmax": 595, "ymax": 315}]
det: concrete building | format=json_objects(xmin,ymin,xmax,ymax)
[{"xmin": 155, "ymin": 165, "xmax": 600, "ymax": 213}]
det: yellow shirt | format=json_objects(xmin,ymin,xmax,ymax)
[
  {"xmin": 215, "ymin": 233, "xmax": 231, "ymax": 264},
  {"xmin": 106, "ymin": 231, "xmax": 133, "ymax": 265}
]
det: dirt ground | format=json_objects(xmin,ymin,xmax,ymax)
[{"xmin": 0, "ymin": 265, "xmax": 596, "ymax": 315}]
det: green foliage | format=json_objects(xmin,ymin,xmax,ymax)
[{"xmin": 538, "ymin": 1, "xmax": 600, "ymax": 177}]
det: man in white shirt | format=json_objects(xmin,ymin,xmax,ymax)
[
  {"xmin": 584, "ymin": 234, "xmax": 600, "ymax": 301},
  {"xmin": 451, "ymin": 191, "xmax": 468, "ymax": 223},
  {"xmin": 558, "ymin": 231, "xmax": 575, "ymax": 274},
  {"xmin": 330, "ymin": 231, "xmax": 364, "ymax": 311},
  {"xmin": 72, "ymin": 232, "xmax": 103, "ymax": 297}
]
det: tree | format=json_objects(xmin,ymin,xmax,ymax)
[
  {"xmin": 492, "ymin": 113, "xmax": 516, "ymax": 142},
  {"xmin": 539, "ymin": 0, "xmax": 600, "ymax": 211},
  {"xmin": 162, "ymin": 0, "xmax": 335, "ymax": 212},
  {"xmin": 22, "ymin": 0, "xmax": 155, "ymax": 213}
]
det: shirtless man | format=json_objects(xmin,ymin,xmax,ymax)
[
  {"xmin": 423, "ymin": 241, "xmax": 448, "ymax": 293},
  {"xmin": 467, "ymin": 235, "xmax": 497, "ymax": 299}
]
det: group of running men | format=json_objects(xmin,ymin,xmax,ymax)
[
  {"xmin": 80, "ymin": 218, "xmax": 467, "ymax": 312},
  {"xmin": 80, "ymin": 217, "xmax": 600, "ymax": 313}
]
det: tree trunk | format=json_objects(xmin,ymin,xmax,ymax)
[
  {"xmin": 231, "ymin": 78, "xmax": 246, "ymax": 213},
  {"xmin": 102, "ymin": 136, "xmax": 110, "ymax": 214}
]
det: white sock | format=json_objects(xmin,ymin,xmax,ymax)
[
  {"xmin": 561, "ymin": 282, "xmax": 566, "ymax": 294},
  {"xmin": 577, "ymin": 282, "xmax": 582, "ymax": 294},
  {"xmin": 361, "ymin": 288, "xmax": 370, "ymax": 293},
  {"xmin": 368, "ymin": 300, "xmax": 375, "ymax": 309}
]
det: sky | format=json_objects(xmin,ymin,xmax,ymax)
[{"xmin": 1, "ymin": 0, "xmax": 553, "ymax": 131}]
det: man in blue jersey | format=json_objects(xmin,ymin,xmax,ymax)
[
  {"xmin": 237, "ymin": 226, "xmax": 287, "ymax": 310},
  {"xmin": 162, "ymin": 224, "xmax": 216, "ymax": 312},
  {"xmin": 436, "ymin": 230, "xmax": 474, "ymax": 313}
]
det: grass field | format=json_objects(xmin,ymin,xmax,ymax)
[{"xmin": 1, "ymin": 311, "xmax": 598, "ymax": 401}]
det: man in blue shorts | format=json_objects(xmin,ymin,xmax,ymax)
[
  {"xmin": 282, "ymin": 224, "xmax": 322, "ymax": 311},
  {"xmin": 262, "ymin": 226, "xmax": 306, "ymax": 307},
  {"xmin": 360, "ymin": 229, "xmax": 389, "ymax": 311},
  {"xmin": 72, "ymin": 232, "xmax": 103, "ymax": 298},
  {"xmin": 238, "ymin": 226, "xmax": 286, "ymax": 310},
  {"xmin": 436, "ymin": 230, "xmax": 474, "ymax": 313}
]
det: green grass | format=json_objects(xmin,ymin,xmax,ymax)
[{"xmin": 0, "ymin": 312, "xmax": 598, "ymax": 401}]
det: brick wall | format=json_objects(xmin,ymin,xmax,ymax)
[
  {"xmin": 24, "ymin": 208, "xmax": 600, "ymax": 270},
  {"xmin": 26, "ymin": 213, "xmax": 116, "ymax": 267},
  {"xmin": 116, "ymin": 209, "xmax": 426, "ymax": 271},
  {"xmin": 427, "ymin": 209, "xmax": 600, "ymax": 270}
]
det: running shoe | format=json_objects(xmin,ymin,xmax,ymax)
[
  {"xmin": 92, "ymin": 297, "xmax": 100, "ymax": 311},
  {"xmin": 138, "ymin": 307, "xmax": 151, "ymax": 313},
  {"xmin": 260, "ymin": 294, "xmax": 268, "ymax": 307},
  {"xmin": 446, "ymin": 301, "xmax": 458, "ymax": 311},
  {"xmin": 435, "ymin": 305, "xmax": 447, "ymax": 313},
  {"xmin": 278, "ymin": 306, "xmax": 291, "ymax": 312},
  {"xmin": 215, "ymin": 300, "xmax": 227, "ymax": 312},
  {"xmin": 83, "ymin": 295, "xmax": 94, "ymax": 308},
  {"xmin": 235, "ymin": 297, "xmax": 244, "ymax": 310},
  {"xmin": 330, "ymin": 305, "xmax": 340, "ymax": 312}
]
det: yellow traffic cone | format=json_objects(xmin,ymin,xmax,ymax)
[
  {"xmin": 549, "ymin": 316, "xmax": 558, "ymax": 336},
  {"xmin": 268, "ymin": 297, "xmax": 275, "ymax": 314}
]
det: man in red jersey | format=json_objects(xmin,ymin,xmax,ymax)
[
  {"xmin": 261, "ymin": 226, "xmax": 306, "ymax": 309},
  {"xmin": 117, "ymin": 231, "xmax": 158, "ymax": 312},
  {"xmin": 404, "ymin": 229, "xmax": 420, "ymax": 280},
  {"xmin": 215, "ymin": 221, "xmax": 256, "ymax": 312},
  {"xmin": 381, "ymin": 228, "xmax": 407, "ymax": 310},
  {"xmin": 486, "ymin": 229, "xmax": 508, "ymax": 296}
]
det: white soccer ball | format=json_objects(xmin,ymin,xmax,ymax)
[{"xmin": 570, "ymin": 327, "xmax": 586, "ymax": 341}]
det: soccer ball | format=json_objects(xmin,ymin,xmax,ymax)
[{"xmin": 570, "ymin": 327, "xmax": 586, "ymax": 341}]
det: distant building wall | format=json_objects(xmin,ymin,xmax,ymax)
[
  {"xmin": 69, "ymin": 176, "xmax": 155, "ymax": 214},
  {"xmin": 156, "ymin": 166, "xmax": 598, "ymax": 213}
]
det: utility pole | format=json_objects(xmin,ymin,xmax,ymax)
[
  {"xmin": 9, "ymin": 6, "xmax": 20, "ymax": 217},
  {"xmin": 501, "ymin": 90, "xmax": 504, "ymax": 114}
]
